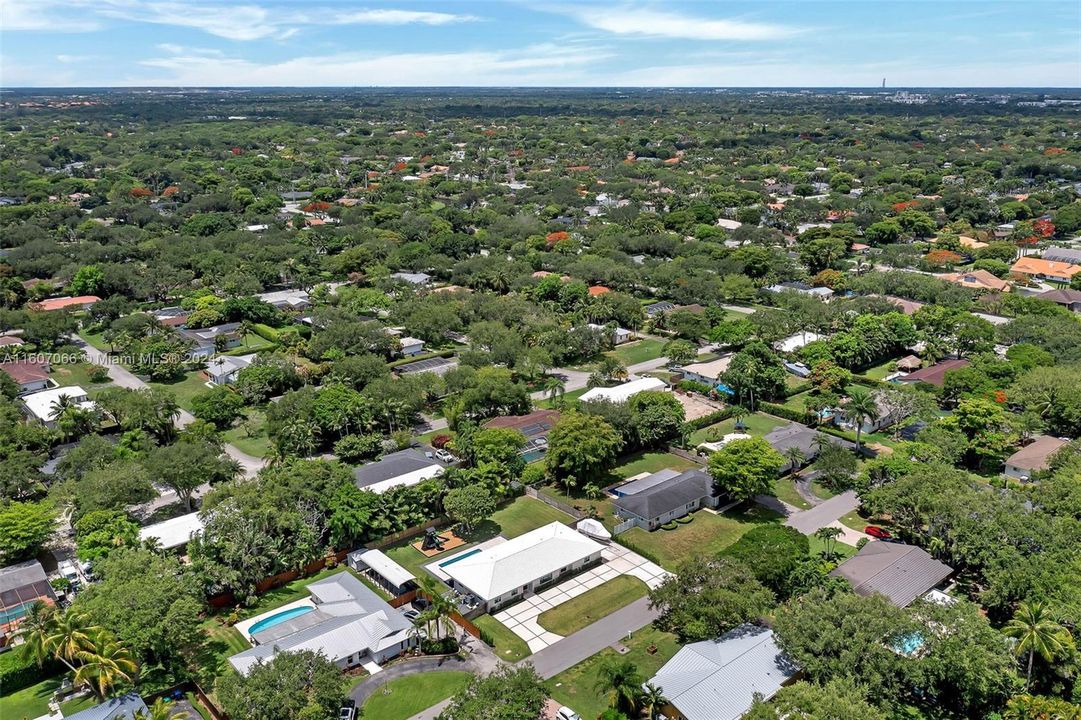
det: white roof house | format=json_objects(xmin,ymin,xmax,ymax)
[
  {"xmin": 649, "ymin": 625, "xmax": 799, "ymax": 720},
  {"xmin": 348, "ymin": 548, "xmax": 415, "ymax": 595},
  {"xmin": 680, "ymin": 356, "xmax": 734, "ymax": 385},
  {"xmin": 22, "ymin": 386, "xmax": 95, "ymax": 425},
  {"xmin": 256, "ymin": 288, "xmax": 311, "ymax": 310},
  {"xmin": 441, "ymin": 522, "xmax": 603, "ymax": 606},
  {"xmin": 774, "ymin": 331, "xmax": 822, "ymax": 353},
  {"xmin": 580, "ymin": 376, "xmax": 667, "ymax": 404},
  {"xmin": 139, "ymin": 512, "xmax": 205, "ymax": 551},
  {"xmin": 715, "ymin": 218, "xmax": 743, "ymax": 231}
]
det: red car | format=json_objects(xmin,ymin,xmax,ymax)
[{"xmin": 864, "ymin": 526, "xmax": 892, "ymax": 539}]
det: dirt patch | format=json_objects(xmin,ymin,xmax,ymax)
[{"xmin": 673, "ymin": 391, "xmax": 723, "ymax": 421}]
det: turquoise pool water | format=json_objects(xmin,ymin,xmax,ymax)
[
  {"xmin": 892, "ymin": 632, "xmax": 925, "ymax": 655},
  {"xmin": 249, "ymin": 605, "xmax": 314, "ymax": 634},
  {"xmin": 439, "ymin": 548, "xmax": 483, "ymax": 568}
]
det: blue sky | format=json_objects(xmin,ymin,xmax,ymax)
[{"xmin": 2, "ymin": 0, "xmax": 1079, "ymax": 87}]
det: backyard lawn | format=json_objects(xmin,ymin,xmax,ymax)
[
  {"xmin": 473, "ymin": 614, "xmax": 531, "ymax": 662},
  {"xmin": 619, "ymin": 505, "xmax": 782, "ymax": 571},
  {"xmin": 537, "ymin": 576, "xmax": 649, "ymax": 636},
  {"xmin": 0, "ymin": 676, "xmax": 64, "ymax": 720},
  {"xmin": 224, "ymin": 333, "xmax": 277, "ymax": 355},
  {"xmin": 605, "ymin": 338, "xmax": 666, "ymax": 366},
  {"xmin": 548, "ymin": 626, "xmax": 680, "ymax": 720},
  {"xmin": 361, "ymin": 671, "xmax": 473, "ymax": 720},
  {"xmin": 688, "ymin": 413, "xmax": 786, "ymax": 446},
  {"xmin": 612, "ymin": 451, "xmax": 698, "ymax": 479},
  {"xmin": 537, "ymin": 387, "xmax": 589, "ymax": 409}
]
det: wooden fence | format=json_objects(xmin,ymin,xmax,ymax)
[{"xmin": 143, "ymin": 682, "xmax": 227, "ymax": 720}]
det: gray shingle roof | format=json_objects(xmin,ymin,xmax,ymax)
[
  {"xmin": 353, "ymin": 448, "xmax": 436, "ymax": 488},
  {"xmin": 612, "ymin": 469, "xmax": 715, "ymax": 521},
  {"xmin": 830, "ymin": 542, "xmax": 953, "ymax": 607},
  {"xmin": 649, "ymin": 625, "xmax": 799, "ymax": 720}
]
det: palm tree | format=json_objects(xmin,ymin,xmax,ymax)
[
  {"xmin": 16, "ymin": 601, "xmax": 62, "ymax": 669},
  {"xmin": 584, "ymin": 483, "xmax": 603, "ymax": 501},
  {"xmin": 415, "ymin": 575, "xmax": 457, "ymax": 641},
  {"xmin": 641, "ymin": 683, "xmax": 668, "ymax": 720},
  {"xmin": 74, "ymin": 634, "xmax": 138, "ymax": 699},
  {"xmin": 814, "ymin": 526, "xmax": 843, "ymax": 562},
  {"xmin": 50, "ymin": 610, "xmax": 101, "ymax": 672},
  {"xmin": 138, "ymin": 699, "xmax": 189, "ymax": 720},
  {"xmin": 544, "ymin": 375, "xmax": 566, "ymax": 407},
  {"xmin": 845, "ymin": 387, "xmax": 878, "ymax": 452},
  {"xmin": 593, "ymin": 659, "xmax": 643, "ymax": 714},
  {"xmin": 1004, "ymin": 601, "xmax": 1075, "ymax": 690},
  {"xmin": 784, "ymin": 446, "xmax": 805, "ymax": 477}
]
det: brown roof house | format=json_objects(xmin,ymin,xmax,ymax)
[
  {"xmin": 896, "ymin": 358, "xmax": 970, "ymax": 388},
  {"xmin": 1037, "ymin": 288, "xmax": 1081, "ymax": 313},
  {"xmin": 1004, "ymin": 435, "xmax": 1068, "ymax": 481},
  {"xmin": 0, "ymin": 359, "xmax": 51, "ymax": 393},
  {"xmin": 939, "ymin": 269, "xmax": 1010, "ymax": 293},
  {"xmin": 830, "ymin": 542, "xmax": 953, "ymax": 607}
]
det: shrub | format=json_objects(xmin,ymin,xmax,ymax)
[
  {"xmin": 251, "ymin": 323, "xmax": 280, "ymax": 343},
  {"xmin": 87, "ymin": 365, "xmax": 111, "ymax": 383},
  {"xmin": 431, "ymin": 434, "xmax": 452, "ymax": 449},
  {"xmin": 0, "ymin": 649, "xmax": 61, "ymax": 693},
  {"xmin": 421, "ymin": 637, "xmax": 459, "ymax": 655},
  {"xmin": 333, "ymin": 434, "xmax": 384, "ymax": 463}
]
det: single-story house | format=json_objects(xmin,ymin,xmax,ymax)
[
  {"xmin": 64, "ymin": 693, "xmax": 148, "ymax": 720},
  {"xmin": 830, "ymin": 542, "xmax": 953, "ymax": 607},
  {"xmin": 353, "ymin": 448, "xmax": 444, "ymax": 495},
  {"xmin": 139, "ymin": 512, "xmax": 205, "ymax": 552},
  {"xmin": 1004, "ymin": 435, "xmax": 1068, "ymax": 480},
  {"xmin": 588, "ymin": 285, "xmax": 611, "ymax": 297},
  {"xmin": 648, "ymin": 624, "xmax": 800, "ymax": 720},
  {"xmin": 612, "ymin": 469, "xmax": 721, "ymax": 531},
  {"xmin": 391, "ymin": 271, "xmax": 432, "ymax": 286},
  {"xmin": 587, "ymin": 323, "xmax": 633, "ymax": 345},
  {"xmin": 177, "ymin": 322, "xmax": 242, "ymax": 358},
  {"xmin": 1040, "ymin": 246, "xmax": 1081, "ymax": 264},
  {"xmin": 715, "ymin": 218, "xmax": 743, "ymax": 231},
  {"xmin": 397, "ymin": 336, "xmax": 425, "ymax": 357},
  {"xmin": 229, "ymin": 572, "xmax": 413, "ymax": 675},
  {"xmin": 206, "ymin": 353, "xmax": 257, "ymax": 385},
  {"xmin": 256, "ymin": 288, "xmax": 311, "ymax": 311},
  {"xmin": 1011, "ymin": 257, "xmax": 1081, "ymax": 284},
  {"xmin": 680, "ymin": 356, "xmax": 733, "ymax": 386},
  {"xmin": 895, "ymin": 358, "xmax": 970, "ymax": 388},
  {"xmin": 482, "ymin": 409, "xmax": 561, "ymax": 460},
  {"xmin": 395, "ymin": 356, "xmax": 458, "ymax": 377},
  {"xmin": 0, "ymin": 359, "xmax": 51, "ymax": 393},
  {"xmin": 764, "ymin": 423, "xmax": 852, "ymax": 472},
  {"xmin": 441, "ymin": 522, "xmax": 604, "ymax": 612},
  {"xmin": 22, "ymin": 386, "xmax": 95, "ymax": 428},
  {"xmin": 938, "ymin": 269, "xmax": 1010, "ymax": 293},
  {"xmin": 874, "ymin": 295, "xmax": 924, "ymax": 315},
  {"xmin": 149, "ymin": 306, "xmax": 189, "ymax": 328},
  {"xmin": 774, "ymin": 331, "xmax": 823, "ymax": 354},
  {"xmin": 0, "ymin": 560, "xmax": 56, "ymax": 645},
  {"xmin": 32, "ymin": 295, "xmax": 100, "ymax": 312},
  {"xmin": 764, "ymin": 282, "xmax": 833, "ymax": 300},
  {"xmin": 644, "ymin": 301, "xmax": 675, "ymax": 318},
  {"xmin": 347, "ymin": 548, "xmax": 415, "ymax": 596},
  {"xmin": 579, "ymin": 376, "xmax": 667, "ymax": 404},
  {"xmin": 280, "ymin": 191, "xmax": 313, "ymax": 201},
  {"xmin": 1037, "ymin": 288, "xmax": 1081, "ymax": 312},
  {"xmin": 0, "ymin": 336, "xmax": 25, "ymax": 348},
  {"xmin": 838, "ymin": 390, "xmax": 912, "ymax": 434}
]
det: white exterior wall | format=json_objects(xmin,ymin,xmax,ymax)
[{"xmin": 483, "ymin": 550, "xmax": 603, "ymax": 611}]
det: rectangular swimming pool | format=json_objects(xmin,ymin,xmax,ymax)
[{"xmin": 438, "ymin": 548, "xmax": 483, "ymax": 568}]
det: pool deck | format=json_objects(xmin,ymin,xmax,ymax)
[
  {"xmin": 424, "ymin": 536, "xmax": 507, "ymax": 583},
  {"xmin": 234, "ymin": 597, "xmax": 315, "ymax": 643}
]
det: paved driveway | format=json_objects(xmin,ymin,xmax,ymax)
[
  {"xmin": 784, "ymin": 490, "xmax": 860, "ymax": 535},
  {"xmin": 492, "ymin": 544, "xmax": 668, "ymax": 653}
]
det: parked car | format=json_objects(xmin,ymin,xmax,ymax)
[
  {"xmin": 434, "ymin": 449, "xmax": 455, "ymax": 463},
  {"xmin": 865, "ymin": 526, "xmax": 892, "ymax": 539},
  {"xmin": 339, "ymin": 700, "xmax": 357, "ymax": 720},
  {"xmin": 556, "ymin": 707, "xmax": 582, "ymax": 720},
  {"xmin": 402, "ymin": 608, "xmax": 419, "ymax": 621}
]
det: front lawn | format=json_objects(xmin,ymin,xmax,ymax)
[
  {"xmin": 474, "ymin": 614, "xmax": 531, "ymax": 662},
  {"xmin": 148, "ymin": 370, "xmax": 212, "ymax": 410},
  {"xmin": 547, "ymin": 626, "xmax": 680, "ymax": 720},
  {"xmin": 618, "ymin": 505, "xmax": 782, "ymax": 571},
  {"xmin": 537, "ymin": 576, "xmax": 649, "ymax": 636},
  {"xmin": 0, "ymin": 676, "xmax": 63, "ymax": 720},
  {"xmin": 773, "ymin": 476, "xmax": 813, "ymax": 510},
  {"xmin": 52, "ymin": 362, "xmax": 111, "ymax": 390},
  {"xmin": 606, "ymin": 338, "xmax": 666, "ymax": 366},
  {"xmin": 612, "ymin": 451, "xmax": 698, "ymax": 479},
  {"xmin": 222, "ymin": 408, "xmax": 272, "ymax": 458},
  {"xmin": 361, "ymin": 671, "xmax": 473, "ymax": 720},
  {"xmin": 687, "ymin": 413, "xmax": 786, "ymax": 446}
]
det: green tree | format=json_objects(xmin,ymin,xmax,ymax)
[
  {"xmin": 594, "ymin": 659, "xmax": 643, "ymax": 715},
  {"xmin": 1003, "ymin": 601, "xmax": 1075, "ymax": 690},
  {"xmin": 145, "ymin": 441, "xmax": 238, "ymax": 511},
  {"xmin": 721, "ymin": 524, "xmax": 810, "ymax": 599},
  {"xmin": 844, "ymin": 387, "xmax": 878, "ymax": 452},
  {"xmin": 73, "ymin": 510, "xmax": 140, "ymax": 561},
  {"xmin": 443, "ymin": 485, "xmax": 496, "ymax": 533},
  {"xmin": 437, "ymin": 665, "xmax": 548, "ymax": 720},
  {"xmin": 743, "ymin": 678, "xmax": 883, "ymax": 720},
  {"xmin": 707, "ymin": 437, "xmax": 784, "ymax": 502},
  {"xmin": 215, "ymin": 650, "xmax": 345, "ymax": 720},
  {"xmin": 721, "ymin": 340, "xmax": 786, "ymax": 409},
  {"xmin": 0, "ymin": 500, "xmax": 56, "ymax": 564},
  {"xmin": 545, "ymin": 412, "xmax": 622, "ymax": 492},
  {"xmin": 628, "ymin": 390, "xmax": 685, "ymax": 449},
  {"xmin": 662, "ymin": 339, "xmax": 697, "ymax": 366},
  {"xmin": 74, "ymin": 634, "xmax": 139, "ymax": 699},
  {"xmin": 190, "ymin": 385, "xmax": 246, "ymax": 429},
  {"xmin": 649, "ymin": 557, "xmax": 773, "ymax": 642}
]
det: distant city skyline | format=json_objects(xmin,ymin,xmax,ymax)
[{"xmin": 1, "ymin": 0, "xmax": 1079, "ymax": 88}]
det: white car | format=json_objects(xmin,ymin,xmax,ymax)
[
  {"xmin": 556, "ymin": 708, "xmax": 581, "ymax": 720},
  {"xmin": 434, "ymin": 449, "xmax": 455, "ymax": 463}
]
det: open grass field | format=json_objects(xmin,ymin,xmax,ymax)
[
  {"xmin": 618, "ymin": 505, "xmax": 782, "ymax": 571},
  {"xmin": 548, "ymin": 626, "xmax": 680, "ymax": 720},
  {"xmin": 148, "ymin": 370, "xmax": 212, "ymax": 410},
  {"xmin": 605, "ymin": 338, "xmax": 666, "ymax": 366},
  {"xmin": 52, "ymin": 362, "xmax": 111, "ymax": 390},
  {"xmin": 361, "ymin": 671, "xmax": 473, "ymax": 720},
  {"xmin": 537, "ymin": 576, "xmax": 649, "ymax": 636},
  {"xmin": 773, "ymin": 476, "xmax": 813, "ymax": 510},
  {"xmin": 473, "ymin": 614, "xmax": 531, "ymax": 662}
]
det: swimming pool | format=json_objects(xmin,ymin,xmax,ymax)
[
  {"xmin": 891, "ymin": 632, "xmax": 925, "ymax": 656},
  {"xmin": 439, "ymin": 548, "xmax": 483, "ymax": 568},
  {"xmin": 248, "ymin": 605, "xmax": 315, "ymax": 634}
]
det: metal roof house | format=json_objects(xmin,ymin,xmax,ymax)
[
  {"xmin": 440, "ymin": 522, "xmax": 604, "ymax": 612},
  {"xmin": 648, "ymin": 624, "xmax": 799, "ymax": 720},
  {"xmin": 229, "ymin": 572, "xmax": 413, "ymax": 675},
  {"xmin": 612, "ymin": 469, "xmax": 721, "ymax": 531},
  {"xmin": 352, "ymin": 448, "xmax": 444, "ymax": 495},
  {"xmin": 579, "ymin": 376, "xmax": 667, "ymax": 404},
  {"xmin": 21, "ymin": 386, "xmax": 96, "ymax": 428},
  {"xmin": 830, "ymin": 542, "xmax": 953, "ymax": 607},
  {"xmin": 348, "ymin": 548, "xmax": 415, "ymax": 596},
  {"xmin": 139, "ymin": 512, "xmax": 205, "ymax": 552},
  {"xmin": 63, "ymin": 693, "xmax": 148, "ymax": 720}
]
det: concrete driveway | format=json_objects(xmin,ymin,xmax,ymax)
[{"xmin": 784, "ymin": 490, "xmax": 860, "ymax": 535}]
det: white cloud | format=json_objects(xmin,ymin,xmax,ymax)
[
  {"xmin": 55, "ymin": 54, "xmax": 94, "ymax": 63},
  {"xmin": 0, "ymin": 0, "xmax": 101, "ymax": 32},
  {"xmin": 569, "ymin": 6, "xmax": 803, "ymax": 41},
  {"xmin": 334, "ymin": 9, "xmax": 477, "ymax": 26}
]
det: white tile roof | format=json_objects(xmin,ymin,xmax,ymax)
[{"xmin": 442, "ymin": 522, "xmax": 603, "ymax": 602}]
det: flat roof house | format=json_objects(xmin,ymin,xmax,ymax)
[
  {"xmin": 391, "ymin": 271, "xmax": 432, "ymax": 286},
  {"xmin": 680, "ymin": 355, "xmax": 733, "ymax": 387},
  {"xmin": 353, "ymin": 448, "xmax": 444, "ymax": 495},
  {"xmin": 830, "ymin": 542, "xmax": 953, "ymax": 607},
  {"xmin": 256, "ymin": 288, "xmax": 311, "ymax": 311},
  {"xmin": 1011, "ymin": 257, "xmax": 1081, "ymax": 284},
  {"xmin": 774, "ymin": 331, "xmax": 823, "ymax": 354},
  {"xmin": 0, "ymin": 359, "xmax": 51, "ymax": 394},
  {"xmin": 648, "ymin": 624, "xmax": 799, "ymax": 720},
  {"xmin": 895, "ymin": 358, "xmax": 970, "ymax": 388},
  {"xmin": 32, "ymin": 295, "xmax": 100, "ymax": 312},
  {"xmin": 395, "ymin": 356, "xmax": 458, "ymax": 377},
  {"xmin": 0, "ymin": 559, "xmax": 56, "ymax": 644},
  {"xmin": 347, "ymin": 549, "xmax": 415, "ymax": 596},
  {"xmin": 22, "ymin": 386, "xmax": 95, "ymax": 428},
  {"xmin": 580, "ymin": 376, "xmax": 667, "ymax": 404},
  {"xmin": 612, "ymin": 469, "xmax": 720, "ymax": 531},
  {"xmin": 441, "ymin": 522, "xmax": 604, "ymax": 612},
  {"xmin": 139, "ymin": 512, "xmax": 205, "ymax": 552},
  {"xmin": 229, "ymin": 572, "xmax": 413, "ymax": 675},
  {"xmin": 1004, "ymin": 435, "xmax": 1068, "ymax": 481}
]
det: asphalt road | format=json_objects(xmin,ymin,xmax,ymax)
[{"xmin": 784, "ymin": 490, "xmax": 860, "ymax": 535}]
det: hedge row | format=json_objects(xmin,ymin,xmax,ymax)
[
  {"xmin": 251, "ymin": 323, "xmax": 281, "ymax": 344},
  {"xmin": 0, "ymin": 649, "xmax": 61, "ymax": 693},
  {"xmin": 759, "ymin": 402, "xmax": 816, "ymax": 425},
  {"xmin": 681, "ymin": 406, "xmax": 735, "ymax": 432},
  {"xmin": 614, "ymin": 534, "xmax": 665, "ymax": 567},
  {"xmin": 783, "ymin": 381, "xmax": 814, "ymax": 398}
]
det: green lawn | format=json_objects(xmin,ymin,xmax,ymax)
[
  {"xmin": 861, "ymin": 359, "xmax": 898, "ymax": 381},
  {"xmin": 548, "ymin": 626, "xmax": 680, "ymax": 720},
  {"xmin": 0, "ymin": 676, "xmax": 64, "ymax": 720},
  {"xmin": 612, "ymin": 451, "xmax": 698, "ymax": 478},
  {"xmin": 52, "ymin": 361, "xmax": 111, "ymax": 390},
  {"xmin": 222, "ymin": 408, "xmax": 272, "ymax": 458},
  {"xmin": 59, "ymin": 695, "xmax": 98, "ymax": 715},
  {"xmin": 537, "ymin": 576, "xmax": 649, "ymax": 636},
  {"xmin": 224, "ymin": 333, "xmax": 277, "ymax": 355},
  {"xmin": 361, "ymin": 671, "xmax": 473, "ymax": 720},
  {"xmin": 808, "ymin": 534, "xmax": 858, "ymax": 562},
  {"xmin": 474, "ymin": 614, "xmax": 531, "ymax": 661},
  {"xmin": 537, "ymin": 387, "xmax": 589, "ymax": 410},
  {"xmin": 606, "ymin": 338, "xmax": 666, "ymax": 366},
  {"xmin": 619, "ymin": 505, "xmax": 782, "ymax": 571},
  {"xmin": 688, "ymin": 413, "xmax": 786, "ymax": 446},
  {"xmin": 540, "ymin": 484, "xmax": 618, "ymax": 529},
  {"xmin": 77, "ymin": 329, "xmax": 110, "ymax": 352},
  {"xmin": 148, "ymin": 370, "xmax": 212, "ymax": 410},
  {"xmin": 773, "ymin": 476, "xmax": 813, "ymax": 510},
  {"xmin": 384, "ymin": 496, "xmax": 573, "ymax": 579},
  {"xmin": 417, "ymin": 427, "xmax": 455, "ymax": 446}
]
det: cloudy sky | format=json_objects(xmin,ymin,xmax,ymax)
[{"xmin": 1, "ymin": 0, "xmax": 1079, "ymax": 87}]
